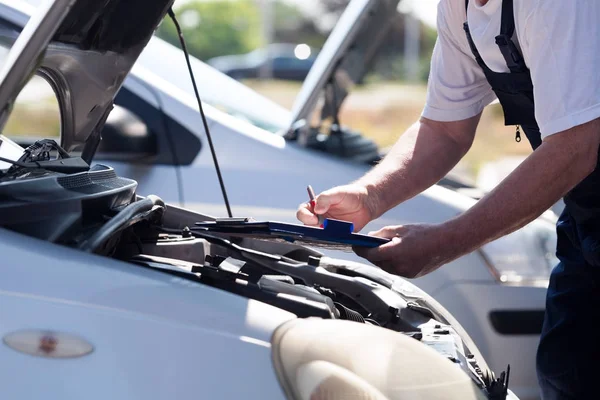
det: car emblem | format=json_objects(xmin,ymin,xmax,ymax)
[{"xmin": 3, "ymin": 330, "xmax": 94, "ymax": 358}]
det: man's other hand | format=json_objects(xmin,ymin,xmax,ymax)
[
  {"xmin": 353, "ymin": 224, "xmax": 454, "ymax": 278},
  {"xmin": 296, "ymin": 184, "xmax": 377, "ymax": 232}
]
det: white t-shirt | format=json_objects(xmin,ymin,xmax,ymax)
[{"xmin": 422, "ymin": 0, "xmax": 600, "ymax": 139}]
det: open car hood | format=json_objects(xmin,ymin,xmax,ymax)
[
  {"xmin": 286, "ymin": 0, "xmax": 400, "ymax": 137},
  {"xmin": 0, "ymin": 0, "xmax": 173, "ymax": 161}
]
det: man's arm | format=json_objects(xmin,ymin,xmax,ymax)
[
  {"xmin": 358, "ymin": 114, "xmax": 481, "ymax": 219},
  {"xmin": 442, "ymin": 118, "xmax": 600, "ymax": 257},
  {"xmin": 355, "ymin": 118, "xmax": 600, "ymax": 278}
]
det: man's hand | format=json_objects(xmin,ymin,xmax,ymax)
[
  {"xmin": 353, "ymin": 224, "xmax": 454, "ymax": 278},
  {"xmin": 296, "ymin": 117, "xmax": 480, "ymax": 232},
  {"xmin": 296, "ymin": 184, "xmax": 377, "ymax": 232}
]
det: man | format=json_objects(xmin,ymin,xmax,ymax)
[{"xmin": 297, "ymin": 0, "xmax": 600, "ymax": 398}]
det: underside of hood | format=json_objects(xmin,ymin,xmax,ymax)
[
  {"xmin": 286, "ymin": 0, "xmax": 400, "ymax": 138},
  {"xmin": 0, "ymin": 0, "xmax": 173, "ymax": 161},
  {"xmin": 55, "ymin": 0, "xmax": 172, "ymax": 53}
]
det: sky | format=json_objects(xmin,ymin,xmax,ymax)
[{"xmin": 401, "ymin": 0, "xmax": 439, "ymax": 27}]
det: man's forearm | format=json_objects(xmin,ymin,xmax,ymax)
[
  {"xmin": 356, "ymin": 116, "xmax": 480, "ymax": 218},
  {"xmin": 441, "ymin": 120, "xmax": 600, "ymax": 261}
]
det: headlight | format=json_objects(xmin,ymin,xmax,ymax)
[
  {"xmin": 479, "ymin": 218, "xmax": 558, "ymax": 286},
  {"xmin": 271, "ymin": 319, "xmax": 488, "ymax": 400}
]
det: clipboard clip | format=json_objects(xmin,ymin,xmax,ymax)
[{"xmin": 322, "ymin": 219, "xmax": 355, "ymax": 236}]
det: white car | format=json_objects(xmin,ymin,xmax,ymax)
[
  {"xmin": 5, "ymin": 1, "xmax": 552, "ymax": 398},
  {"xmin": 0, "ymin": 1, "xmax": 521, "ymax": 399}
]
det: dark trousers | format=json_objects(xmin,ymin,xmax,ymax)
[{"xmin": 536, "ymin": 208, "xmax": 600, "ymax": 399}]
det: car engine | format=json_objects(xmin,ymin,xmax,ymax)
[{"xmin": 0, "ymin": 162, "xmax": 511, "ymax": 399}]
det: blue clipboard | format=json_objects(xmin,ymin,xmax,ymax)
[{"xmin": 193, "ymin": 218, "xmax": 390, "ymax": 249}]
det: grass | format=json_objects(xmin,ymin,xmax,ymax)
[
  {"xmin": 244, "ymin": 79, "xmax": 533, "ymax": 179},
  {"xmin": 3, "ymin": 98, "xmax": 60, "ymax": 139}
]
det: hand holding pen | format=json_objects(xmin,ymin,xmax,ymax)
[
  {"xmin": 306, "ymin": 185, "xmax": 325, "ymax": 227},
  {"xmin": 297, "ymin": 184, "xmax": 375, "ymax": 233}
]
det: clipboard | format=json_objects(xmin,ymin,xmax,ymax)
[{"xmin": 193, "ymin": 218, "xmax": 390, "ymax": 250}]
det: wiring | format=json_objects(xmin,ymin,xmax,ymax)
[
  {"xmin": 0, "ymin": 139, "xmax": 87, "ymax": 176},
  {"xmin": 79, "ymin": 195, "xmax": 166, "ymax": 253},
  {"xmin": 17, "ymin": 139, "xmax": 69, "ymax": 163},
  {"xmin": 0, "ymin": 156, "xmax": 40, "ymax": 169},
  {"xmin": 167, "ymin": 8, "xmax": 233, "ymax": 218}
]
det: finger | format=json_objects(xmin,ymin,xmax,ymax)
[
  {"xmin": 296, "ymin": 203, "xmax": 319, "ymax": 225},
  {"xmin": 313, "ymin": 189, "xmax": 346, "ymax": 214},
  {"xmin": 353, "ymin": 248, "xmax": 395, "ymax": 273},
  {"xmin": 353, "ymin": 246, "xmax": 410, "ymax": 277},
  {"xmin": 367, "ymin": 225, "xmax": 405, "ymax": 238},
  {"xmin": 353, "ymin": 245, "xmax": 374, "ymax": 259},
  {"xmin": 353, "ymin": 237, "xmax": 402, "ymax": 263}
]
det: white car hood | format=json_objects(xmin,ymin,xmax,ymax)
[
  {"xmin": 0, "ymin": 228, "xmax": 292, "ymax": 399},
  {"xmin": 0, "ymin": 228, "xmax": 294, "ymax": 339}
]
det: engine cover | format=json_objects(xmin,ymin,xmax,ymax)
[{"xmin": 0, "ymin": 164, "xmax": 136, "ymax": 242}]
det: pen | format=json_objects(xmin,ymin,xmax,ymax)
[{"xmin": 307, "ymin": 185, "xmax": 325, "ymax": 226}]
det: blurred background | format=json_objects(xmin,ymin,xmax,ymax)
[{"xmin": 154, "ymin": 0, "xmax": 531, "ymax": 190}]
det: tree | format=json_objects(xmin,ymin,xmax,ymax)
[
  {"xmin": 157, "ymin": 0, "xmax": 326, "ymax": 61},
  {"xmin": 157, "ymin": 0, "xmax": 262, "ymax": 61},
  {"xmin": 320, "ymin": 0, "xmax": 350, "ymax": 15},
  {"xmin": 272, "ymin": 1, "xmax": 326, "ymax": 48}
]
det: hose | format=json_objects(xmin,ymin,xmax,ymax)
[{"xmin": 79, "ymin": 195, "xmax": 165, "ymax": 253}]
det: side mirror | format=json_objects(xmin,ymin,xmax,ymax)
[{"xmin": 97, "ymin": 106, "xmax": 157, "ymax": 161}]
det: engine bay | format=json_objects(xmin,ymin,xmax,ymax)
[{"xmin": 0, "ymin": 163, "xmax": 510, "ymax": 399}]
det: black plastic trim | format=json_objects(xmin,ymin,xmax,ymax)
[{"xmin": 489, "ymin": 310, "xmax": 545, "ymax": 335}]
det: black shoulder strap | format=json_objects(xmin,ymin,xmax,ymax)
[
  {"xmin": 495, "ymin": 0, "xmax": 528, "ymax": 73},
  {"xmin": 499, "ymin": 0, "xmax": 515, "ymax": 37},
  {"xmin": 463, "ymin": 0, "xmax": 492, "ymax": 72},
  {"xmin": 465, "ymin": 0, "xmax": 469, "ymax": 14}
]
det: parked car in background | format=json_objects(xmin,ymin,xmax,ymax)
[
  {"xmin": 9, "ymin": 1, "xmax": 552, "ymax": 398},
  {"xmin": 207, "ymin": 43, "xmax": 318, "ymax": 81}
]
